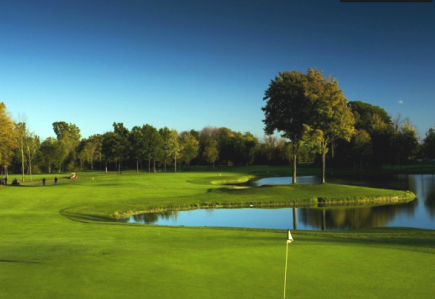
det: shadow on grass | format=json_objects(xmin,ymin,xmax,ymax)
[
  {"xmin": 60, "ymin": 211, "xmax": 116, "ymax": 223},
  {"xmin": 0, "ymin": 259, "xmax": 41, "ymax": 264}
]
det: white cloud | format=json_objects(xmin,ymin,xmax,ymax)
[{"xmin": 398, "ymin": 100, "xmax": 403, "ymax": 104}]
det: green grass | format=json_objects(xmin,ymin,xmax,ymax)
[{"xmin": 0, "ymin": 168, "xmax": 433, "ymax": 298}]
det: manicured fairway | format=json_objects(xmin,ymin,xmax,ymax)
[{"xmin": 0, "ymin": 168, "xmax": 433, "ymax": 298}]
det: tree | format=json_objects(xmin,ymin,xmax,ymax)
[
  {"xmin": 422, "ymin": 128, "xmax": 435, "ymax": 163},
  {"xmin": 180, "ymin": 132, "xmax": 199, "ymax": 169},
  {"xmin": 101, "ymin": 132, "xmax": 120, "ymax": 173},
  {"xmin": 169, "ymin": 130, "xmax": 181, "ymax": 173},
  {"xmin": 0, "ymin": 102, "xmax": 17, "ymax": 178},
  {"xmin": 203, "ymin": 138, "xmax": 219, "ymax": 168},
  {"xmin": 15, "ymin": 122, "xmax": 28, "ymax": 182},
  {"xmin": 350, "ymin": 129, "xmax": 372, "ymax": 170},
  {"xmin": 159, "ymin": 127, "xmax": 181, "ymax": 172},
  {"xmin": 142, "ymin": 124, "xmax": 163, "ymax": 173},
  {"xmin": 89, "ymin": 134, "xmax": 103, "ymax": 171},
  {"xmin": 25, "ymin": 133, "xmax": 40, "ymax": 181},
  {"xmin": 129, "ymin": 126, "xmax": 146, "ymax": 173},
  {"xmin": 78, "ymin": 138, "xmax": 97, "ymax": 170},
  {"xmin": 40, "ymin": 137, "xmax": 65, "ymax": 173},
  {"xmin": 390, "ymin": 120, "xmax": 418, "ymax": 168},
  {"xmin": 262, "ymin": 70, "xmax": 315, "ymax": 183},
  {"xmin": 304, "ymin": 68, "xmax": 354, "ymax": 183},
  {"xmin": 52, "ymin": 121, "xmax": 81, "ymax": 171},
  {"xmin": 112, "ymin": 123, "xmax": 130, "ymax": 174}
]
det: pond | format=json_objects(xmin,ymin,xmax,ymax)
[{"xmin": 118, "ymin": 174, "xmax": 435, "ymax": 231}]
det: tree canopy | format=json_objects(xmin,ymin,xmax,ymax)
[{"xmin": 263, "ymin": 68, "xmax": 354, "ymax": 183}]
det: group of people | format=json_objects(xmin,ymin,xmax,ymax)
[{"xmin": 42, "ymin": 177, "xmax": 58, "ymax": 186}]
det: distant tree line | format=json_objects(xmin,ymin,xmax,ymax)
[
  {"xmin": 1, "ymin": 105, "xmax": 310, "ymax": 180},
  {"xmin": 1, "ymin": 70, "xmax": 435, "ymax": 181}
]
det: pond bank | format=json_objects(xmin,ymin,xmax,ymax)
[{"xmin": 61, "ymin": 182, "xmax": 416, "ymax": 221}]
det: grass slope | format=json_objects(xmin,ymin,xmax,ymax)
[{"xmin": 0, "ymin": 168, "xmax": 432, "ymax": 299}]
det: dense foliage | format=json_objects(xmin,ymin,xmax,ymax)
[{"xmin": 0, "ymin": 77, "xmax": 432, "ymax": 180}]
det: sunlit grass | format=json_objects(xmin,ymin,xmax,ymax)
[{"xmin": 0, "ymin": 167, "xmax": 432, "ymax": 299}]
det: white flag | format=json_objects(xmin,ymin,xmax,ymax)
[{"xmin": 287, "ymin": 229, "xmax": 294, "ymax": 244}]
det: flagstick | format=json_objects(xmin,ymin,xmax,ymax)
[
  {"xmin": 283, "ymin": 240, "xmax": 289, "ymax": 299},
  {"xmin": 283, "ymin": 229, "xmax": 293, "ymax": 299}
]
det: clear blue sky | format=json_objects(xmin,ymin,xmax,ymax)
[{"xmin": 1, "ymin": 0, "xmax": 434, "ymax": 140}]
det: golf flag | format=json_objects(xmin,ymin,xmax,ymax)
[{"xmin": 287, "ymin": 229, "xmax": 294, "ymax": 244}]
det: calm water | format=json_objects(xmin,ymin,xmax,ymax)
[{"xmin": 119, "ymin": 174, "xmax": 435, "ymax": 231}]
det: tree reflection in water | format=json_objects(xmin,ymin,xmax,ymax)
[
  {"xmin": 119, "ymin": 174, "xmax": 435, "ymax": 230},
  {"xmin": 424, "ymin": 174, "xmax": 435, "ymax": 218},
  {"xmin": 130, "ymin": 211, "xmax": 179, "ymax": 224}
]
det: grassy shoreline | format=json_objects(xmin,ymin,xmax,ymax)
[{"xmin": 53, "ymin": 172, "xmax": 416, "ymax": 220}]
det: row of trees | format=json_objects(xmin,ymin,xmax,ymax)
[
  {"xmin": 1, "ymin": 104, "xmax": 313, "ymax": 180},
  {"xmin": 1, "ymin": 69, "xmax": 435, "ymax": 181}
]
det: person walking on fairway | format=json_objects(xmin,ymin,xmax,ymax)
[
  {"xmin": 54, "ymin": 177, "xmax": 58, "ymax": 185},
  {"xmin": 42, "ymin": 178, "xmax": 46, "ymax": 186}
]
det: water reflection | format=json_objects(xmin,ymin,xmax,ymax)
[
  {"xmin": 120, "ymin": 211, "xmax": 180, "ymax": 224},
  {"xmin": 119, "ymin": 174, "xmax": 435, "ymax": 230}
]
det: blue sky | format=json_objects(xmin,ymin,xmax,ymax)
[{"xmin": 1, "ymin": 0, "xmax": 434, "ymax": 140}]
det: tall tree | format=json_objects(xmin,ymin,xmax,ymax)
[
  {"xmin": 40, "ymin": 137, "xmax": 65, "ymax": 173},
  {"xmin": 25, "ymin": 133, "xmax": 40, "ymax": 181},
  {"xmin": 129, "ymin": 126, "xmax": 146, "ymax": 173},
  {"xmin": 15, "ymin": 122, "xmax": 28, "ymax": 182},
  {"xmin": 422, "ymin": 128, "xmax": 435, "ymax": 163},
  {"xmin": 89, "ymin": 134, "xmax": 103, "ymax": 171},
  {"xmin": 304, "ymin": 68, "xmax": 354, "ymax": 183},
  {"xmin": 142, "ymin": 124, "xmax": 163, "ymax": 173},
  {"xmin": 350, "ymin": 129, "xmax": 372, "ymax": 170},
  {"xmin": 203, "ymin": 138, "xmax": 219, "ymax": 168},
  {"xmin": 390, "ymin": 120, "xmax": 418, "ymax": 168},
  {"xmin": 0, "ymin": 102, "xmax": 17, "ymax": 178},
  {"xmin": 180, "ymin": 132, "xmax": 199, "ymax": 169},
  {"xmin": 169, "ymin": 130, "xmax": 181, "ymax": 173},
  {"xmin": 159, "ymin": 127, "xmax": 178, "ymax": 172},
  {"xmin": 262, "ymin": 70, "xmax": 315, "ymax": 183},
  {"xmin": 112, "ymin": 123, "xmax": 130, "ymax": 174},
  {"xmin": 52, "ymin": 121, "xmax": 81, "ymax": 170}
]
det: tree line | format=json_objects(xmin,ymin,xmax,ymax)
[
  {"xmin": 1, "ymin": 69, "xmax": 434, "ymax": 181},
  {"xmin": 0, "ymin": 108, "xmax": 305, "ymax": 181}
]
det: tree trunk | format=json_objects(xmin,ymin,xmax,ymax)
[
  {"xmin": 174, "ymin": 156, "xmax": 177, "ymax": 173},
  {"xmin": 164, "ymin": 162, "xmax": 166, "ymax": 172},
  {"xmin": 292, "ymin": 151, "xmax": 297, "ymax": 184},
  {"xmin": 29, "ymin": 158, "xmax": 32, "ymax": 182},
  {"xmin": 153, "ymin": 159, "xmax": 156, "ymax": 173},
  {"xmin": 148, "ymin": 159, "xmax": 150, "ymax": 173},
  {"xmin": 21, "ymin": 148, "xmax": 25, "ymax": 182},
  {"xmin": 118, "ymin": 162, "xmax": 121, "ymax": 174},
  {"xmin": 322, "ymin": 152, "xmax": 326, "ymax": 184},
  {"xmin": 105, "ymin": 162, "xmax": 107, "ymax": 174},
  {"xmin": 136, "ymin": 159, "xmax": 139, "ymax": 174}
]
